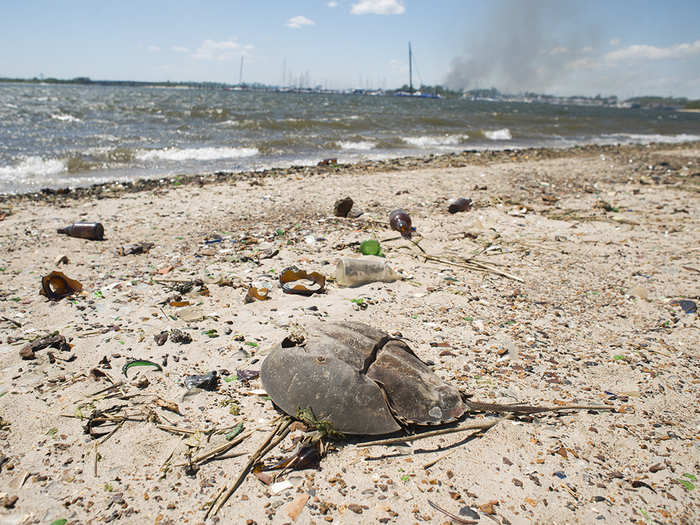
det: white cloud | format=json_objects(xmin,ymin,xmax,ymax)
[
  {"xmin": 606, "ymin": 40, "xmax": 700, "ymax": 61},
  {"xmin": 549, "ymin": 46, "xmax": 569, "ymax": 55},
  {"xmin": 191, "ymin": 40, "xmax": 251, "ymax": 61},
  {"xmin": 351, "ymin": 0, "xmax": 405, "ymax": 15},
  {"xmin": 328, "ymin": 1, "xmax": 338, "ymax": 7},
  {"xmin": 286, "ymin": 15, "xmax": 315, "ymax": 29},
  {"xmin": 147, "ymin": 45, "xmax": 160, "ymax": 53},
  {"xmin": 609, "ymin": 38, "xmax": 621, "ymax": 46},
  {"xmin": 172, "ymin": 46, "xmax": 190, "ymax": 54},
  {"xmin": 566, "ymin": 57, "xmax": 601, "ymax": 71}
]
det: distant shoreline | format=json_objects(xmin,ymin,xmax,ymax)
[{"xmin": 2, "ymin": 140, "xmax": 698, "ymax": 203}]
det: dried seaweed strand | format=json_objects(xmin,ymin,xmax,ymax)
[
  {"xmin": 208, "ymin": 417, "xmax": 292, "ymax": 518},
  {"xmin": 427, "ymin": 500, "xmax": 478, "ymax": 524},
  {"xmin": 358, "ymin": 418, "xmax": 503, "ymax": 447}
]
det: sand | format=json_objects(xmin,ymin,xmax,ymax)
[{"xmin": 0, "ymin": 143, "xmax": 699, "ymax": 524}]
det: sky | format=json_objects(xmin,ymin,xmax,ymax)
[{"xmin": 1, "ymin": 0, "xmax": 700, "ymax": 98}]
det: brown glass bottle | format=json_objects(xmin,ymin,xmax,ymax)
[
  {"xmin": 448, "ymin": 197, "xmax": 472, "ymax": 214},
  {"xmin": 57, "ymin": 222, "xmax": 104, "ymax": 240},
  {"xmin": 389, "ymin": 209, "xmax": 412, "ymax": 238}
]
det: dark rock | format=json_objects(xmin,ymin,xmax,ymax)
[{"xmin": 333, "ymin": 197, "xmax": 354, "ymax": 217}]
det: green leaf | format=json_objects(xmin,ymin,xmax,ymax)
[
  {"xmin": 47, "ymin": 427, "xmax": 58, "ymax": 436},
  {"xmin": 463, "ymin": 316, "xmax": 473, "ymax": 322},
  {"xmin": 613, "ymin": 355, "xmax": 626, "ymax": 360},
  {"xmin": 50, "ymin": 520, "xmax": 68, "ymax": 525},
  {"xmin": 350, "ymin": 298, "xmax": 364, "ymax": 305},
  {"xmin": 0, "ymin": 391, "xmax": 6, "ymax": 398},
  {"xmin": 678, "ymin": 479, "xmax": 695, "ymax": 491},
  {"xmin": 202, "ymin": 329, "xmax": 219, "ymax": 338},
  {"xmin": 94, "ymin": 290, "xmax": 104, "ymax": 298},
  {"xmin": 225, "ymin": 423, "xmax": 244, "ymax": 441},
  {"xmin": 683, "ymin": 473, "xmax": 697, "ymax": 481},
  {"xmin": 400, "ymin": 474, "xmax": 410, "ymax": 482},
  {"xmin": 245, "ymin": 341, "xmax": 258, "ymax": 347},
  {"xmin": 223, "ymin": 375, "xmax": 237, "ymax": 383}
]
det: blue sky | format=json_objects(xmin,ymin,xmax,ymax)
[{"xmin": 2, "ymin": 0, "xmax": 699, "ymax": 98}]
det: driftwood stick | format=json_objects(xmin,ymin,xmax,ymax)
[
  {"xmin": 422, "ymin": 449, "xmax": 456, "ymax": 470},
  {"xmin": 427, "ymin": 500, "xmax": 478, "ymax": 524},
  {"xmin": 178, "ymin": 431, "xmax": 253, "ymax": 466},
  {"xmin": 358, "ymin": 419, "xmax": 503, "ymax": 448},
  {"xmin": 465, "ymin": 400, "xmax": 615, "ymax": 415},
  {"xmin": 208, "ymin": 417, "xmax": 292, "ymax": 518}
]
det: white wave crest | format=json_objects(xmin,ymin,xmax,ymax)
[
  {"xmin": 0, "ymin": 156, "xmax": 66, "ymax": 179},
  {"xmin": 601, "ymin": 133, "xmax": 700, "ymax": 145},
  {"xmin": 402, "ymin": 135, "xmax": 466, "ymax": 147},
  {"xmin": 484, "ymin": 128, "xmax": 512, "ymax": 140},
  {"xmin": 337, "ymin": 141, "xmax": 376, "ymax": 151},
  {"xmin": 51, "ymin": 113, "xmax": 82, "ymax": 123},
  {"xmin": 137, "ymin": 146, "xmax": 259, "ymax": 161}
]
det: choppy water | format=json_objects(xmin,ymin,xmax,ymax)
[{"xmin": 1, "ymin": 83, "xmax": 700, "ymax": 194}]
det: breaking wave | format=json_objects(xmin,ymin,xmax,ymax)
[
  {"xmin": 337, "ymin": 140, "xmax": 376, "ymax": 150},
  {"xmin": 0, "ymin": 156, "xmax": 66, "ymax": 179},
  {"xmin": 402, "ymin": 135, "xmax": 467, "ymax": 147},
  {"xmin": 51, "ymin": 113, "xmax": 82, "ymax": 123},
  {"xmin": 136, "ymin": 146, "xmax": 259, "ymax": 161},
  {"xmin": 484, "ymin": 128, "xmax": 512, "ymax": 140}
]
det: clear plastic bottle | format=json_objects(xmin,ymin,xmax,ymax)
[
  {"xmin": 57, "ymin": 222, "xmax": 104, "ymax": 240},
  {"xmin": 335, "ymin": 256, "xmax": 400, "ymax": 287},
  {"xmin": 389, "ymin": 209, "xmax": 412, "ymax": 238}
]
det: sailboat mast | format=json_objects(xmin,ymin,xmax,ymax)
[
  {"xmin": 408, "ymin": 41, "xmax": 413, "ymax": 92},
  {"xmin": 239, "ymin": 56, "xmax": 244, "ymax": 85}
]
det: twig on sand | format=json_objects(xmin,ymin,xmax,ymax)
[
  {"xmin": 422, "ymin": 449, "xmax": 456, "ymax": 470},
  {"xmin": 358, "ymin": 419, "xmax": 503, "ymax": 448},
  {"xmin": 427, "ymin": 500, "xmax": 478, "ymax": 524},
  {"xmin": 207, "ymin": 417, "xmax": 293, "ymax": 519},
  {"xmin": 177, "ymin": 431, "xmax": 253, "ymax": 467},
  {"xmin": 1, "ymin": 315, "xmax": 21, "ymax": 328},
  {"xmin": 464, "ymin": 400, "xmax": 615, "ymax": 415},
  {"xmin": 398, "ymin": 244, "xmax": 524, "ymax": 282}
]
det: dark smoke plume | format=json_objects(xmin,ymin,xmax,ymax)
[{"xmin": 445, "ymin": 1, "xmax": 599, "ymax": 94}]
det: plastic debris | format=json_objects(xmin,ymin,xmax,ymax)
[
  {"xmin": 670, "ymin": 299, "xmax": 697, "ymax": 314},
  {"xmin": 184, "ymin": 371, "xmax": 218, "ymax": 391},
  {"xmin": 334, "ymin": 256, "xmax": 399, "ymax": 287}
]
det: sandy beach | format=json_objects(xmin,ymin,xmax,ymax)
[{"xmin": 1, "ymin": 142, "xmax": 699, "ymax": 524}]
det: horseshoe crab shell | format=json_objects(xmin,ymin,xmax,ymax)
[{"xmin": 260, "ymin": 322, "xmax": 466, "ymax": 435}]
